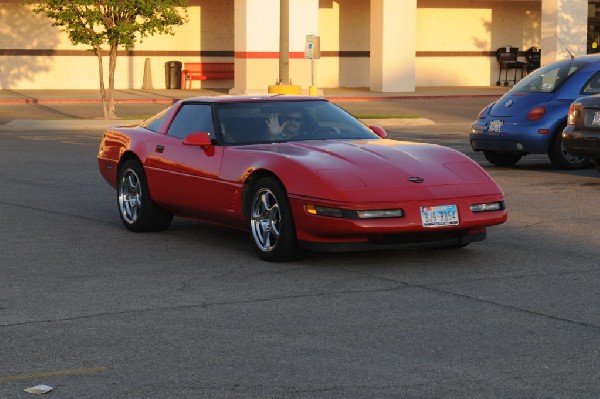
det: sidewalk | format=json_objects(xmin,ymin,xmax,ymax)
[{"xmin": 0, "ymin": 86, "xmax": 509, "ymax": 131}]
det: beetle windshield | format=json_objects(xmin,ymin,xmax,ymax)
[
  {"xmin": 512, "ymin": 59, "xmax": 590, "ymax": 93},
  {"xmin": 215, "ymin": 100, "xmax": 380, "ymax": 144}
]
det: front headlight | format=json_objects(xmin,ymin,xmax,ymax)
[
  {"xmin": 476, "ymin": 103, "xmax": 494, "ymax": 119},
  {"xmin": 470, "ymin": 201, "xmax": 504, "ymax": 213},
  {"xmin": 305, "ymin": 205, "xmax": 344, "ymax": 218},
  {"xmin": 356, "ymin": 209, "xmax": 404, "ymax": 219},
  {"xmin": 306, "ymin": 205, "xmax": 404, "ymax": 219}
]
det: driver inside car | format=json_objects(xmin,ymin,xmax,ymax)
[{"xmin": 265, "ymin": 110, "xmax": 306, "ymax": 140}]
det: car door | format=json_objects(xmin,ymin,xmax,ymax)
[{"xmin": 144, "ymin": 103, "xmax": 232, "ymax": 221}]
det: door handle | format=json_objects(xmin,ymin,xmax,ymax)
[{"xmin": 155, "ymin": 145, "xmax": 165, "ymax": 153}]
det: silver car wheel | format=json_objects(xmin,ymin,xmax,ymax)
[
  {"xmin": 250, "ymin": 187, "xmax": 281, "ymax": 252},
  {"xmin": 118, "ymin": 168, "xmax": 142, "ymax": 224},
  {"xmin": 560, "ymin": 139, "xmax": 587, "ymax": 164}
]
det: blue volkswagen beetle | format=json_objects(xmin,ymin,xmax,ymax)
[{"xmin": 470, "ymin": 55, "xmax": 600, "ymax": 169}]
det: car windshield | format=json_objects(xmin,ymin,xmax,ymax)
[
  {"xmin": 511, "ymin": 60, "xmax": 590, "ymax": 93},
  {"xmin": 215, "ymin": 100, "xmax": 380, "ymax": 144}
]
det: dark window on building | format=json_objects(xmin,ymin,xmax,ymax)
[{"xmin": 588, "ymin": 1, "xmax": 600, "ymax": 53}]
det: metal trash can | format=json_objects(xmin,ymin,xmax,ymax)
[{"xmin": 165, "ymin": 61, "xmax": 182, "ymax": 89}]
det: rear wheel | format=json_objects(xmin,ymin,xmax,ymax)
[
  {"xmin": 248, "ymin": 177, "xmax": 301, "ymax": 262},
  {"xmin": 548, "ymin": 125, "xmax": 590, "ymax": 170},
  {"xmin": 483, "ymin": 151, "xmax": 523, "ymax": 167},
  {"xmin": 117, "ymin": 159, "xmax": 173, "ymax": 232}
]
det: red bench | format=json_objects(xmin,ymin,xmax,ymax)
[{"xmin": 181, "ymin": 62, "xmax": 234, "ymax": 89}]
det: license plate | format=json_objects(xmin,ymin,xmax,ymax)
[
  {"xmin": 420, "ymin": 205, "xmax": 459, "ymax": 227},
  {"xmin": 592, "ymin": 111, "xmax": 600, "ymax": 125},
  {"xmin": 488, "ymin": 120, "xmax": 503, "ymax": 133}
]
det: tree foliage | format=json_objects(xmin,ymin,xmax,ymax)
[{"xmin": 26, "ymin": 0, "xmax": 188, "ymax": 119}]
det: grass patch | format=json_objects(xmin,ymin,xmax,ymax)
[
  {"xmin": 123, "ymin": 115, "xmax": 151, "ymax": 120},
  {"xmin": 354, "ymin": 114, "xmax": 421, "ymax": 119}
]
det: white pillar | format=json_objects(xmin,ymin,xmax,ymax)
[
  {"xmin": 541, "ymin": 0, "xmax": 587, "ymax": 65},
  {"xmin": 370, "ymin": 0, "xmax": 416, "ymax": 92},
  {"xmin": 230, "ymin": 0, "xmax": 279, "ymax": 94},
  {"xmin": 230, "ymin": 0, "xmax": 318, "ymax": 94}
]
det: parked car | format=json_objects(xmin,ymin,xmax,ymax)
[
  {"xmin": 562, "ymin": 94, "xmax": 600, "ymax": 172},
  {"xmin": 98, "ymin": 96, "xmax": 507, "ymax": 261},
  {"xmin": 469, "ymin": 55, "xmax": 600, "ymax": 169}
]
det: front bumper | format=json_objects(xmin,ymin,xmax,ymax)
[
  {"xmin": 562, "ymin": 131, "xmax": 600, "ymax": 158},
  {"xmin": 299, "ymin": 229, "xmax": 486, "ymax": 252},
  {"xmin": 288, "ymin": 192, "xmax": 507, "ymax": 250}
]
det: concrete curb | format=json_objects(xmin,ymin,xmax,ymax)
[
  {"xmin": 0, "ymin": 119, "xmax": 141, "ymax": 131},
  {"xmin": 361, "ymin": 118, "xmax": 434, "ymax": 127},
  {"xmin": 0, "ymin": 98, "xmax": 178, "ymax": 105}
]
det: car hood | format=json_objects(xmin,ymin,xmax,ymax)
[
  {"xmin": 489, "ymin": 92, "xmax": 553, "ymax": 117},
  {"xmin": 230, "ymin": 139, "xmax": 501, "ymax": 202}
]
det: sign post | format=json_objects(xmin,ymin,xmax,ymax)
[{"xmin": 305, "ymin": 35, "xmax": 320, "ymax": 96}]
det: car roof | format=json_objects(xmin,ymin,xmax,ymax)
[
  {"xmin": 181, "ymin": 95, "xmax": 326, "ymax": 104},
  {"xmin": 561, "ymin": 54, "xmax": 600, "ymax": 64}
]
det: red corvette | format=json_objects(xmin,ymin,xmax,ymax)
[{"xmin": 97, "ymin": 96, "xmax": 507, "ymax": 261}]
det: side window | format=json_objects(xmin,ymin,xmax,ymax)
[
  {"xmin": 582, "ymin": 72, "xmax": 600, "ymax": 94},
  {"xmin": 167, "ymin": 104, "xmax": 214, "ymax": 139},
  {"xmin": 142, "ymin": 106, "xmax": 171, "ymax": 132}
]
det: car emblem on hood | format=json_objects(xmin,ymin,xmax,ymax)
[
  {"xmin": 505, "ymin": 100, "xmax": 513, "ymax": 107},
  {"xmin": 408, "ymin": 177, "xmax": 425, "ymax": 183}
]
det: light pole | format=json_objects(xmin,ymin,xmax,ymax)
[
  {"xmin": 268, "ymin": 0, "xmax": 300, "ymax": 94},
  {"xmin": 279, "ymin": 0, "xmax": 290, "ymax": 85}
]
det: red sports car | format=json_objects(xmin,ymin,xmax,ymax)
[{"xmin": 97, "ymin": 96, "xmax": 507, "ymax": 261}]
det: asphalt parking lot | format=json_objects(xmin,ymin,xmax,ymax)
[{"xmin": 1, "ymin": 95, "xmax": 600, "ymax": 398}]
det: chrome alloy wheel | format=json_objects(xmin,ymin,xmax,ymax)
[
  {"xmin": 118, "ymin": 167, "xmax": 142, "ymax": 224},
  {"xmin": 250, "ymin": 187, "xmax": 281, "ymax": 252},
  {"xmin": 560, "ymin": 139, "xmax": 587, "ymax": 165}
]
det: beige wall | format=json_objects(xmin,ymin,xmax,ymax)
[
  {"xmin": 416, "ymin": 0, "xmax": 540, "ymax": 86},
  {"xmin": 0, "ymin": 0, "xmax": 234, "ymax": 90},
  {"xmin": 318, "ymin": 0, "xmax": 370, "ymax": 88},
  {"xmin": 0, "ymin": 0, "xmax": 561, "ymax": 90}
]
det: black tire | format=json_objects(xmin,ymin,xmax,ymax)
[
  {"xmin": 483, "ymin": 151, "xmax": 523, "ymax": 167},
  {"xmin": 548, "ymin": 126, "xmax": 590, "ymax": 170},
  {"xmin": 247, "ymin": 177, "xmax": 301, "ymax": 262},
  {"xmin": 117, "ymin": 159, "xmax": 173, "ymax": 232}
]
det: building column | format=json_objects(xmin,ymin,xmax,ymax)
[
  {"xmin": 541, "ymin": 0, "xmax": 587, "ymax": 64},
  {"xmin": 370, "ymin": 0, "xmax": 416, "ymax": 92},
  {"xmin": 229, "ymin": 0, "xmax": 279, "ymax": 94},
  {"xmin": 230, "ymin": 0, "xmax": 318, "ymax": 94}
]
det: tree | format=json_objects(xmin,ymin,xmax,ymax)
[{"xmin": 26, "ymin": 0, "xmax": 188, "ymax": 119}]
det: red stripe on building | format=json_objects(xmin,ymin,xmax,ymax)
[{"xmin": 234, "ymin": 51, "xmax": 306, "ymax": 59}]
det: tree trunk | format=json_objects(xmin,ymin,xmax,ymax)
[
  {"xmin": 107, "ymin": 43, "xmax": 118, "ymax": 119},
  {"xmin": 95, "ymin": 47, "xmax": 110, "ymax": 119}
]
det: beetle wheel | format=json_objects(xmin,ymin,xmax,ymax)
[{"xmin": 483, "ymin": 151, "xmax": 523, "ymax": 167}]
